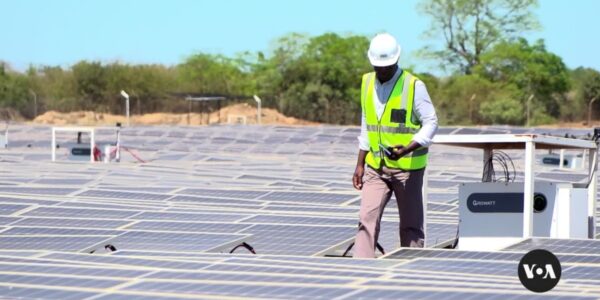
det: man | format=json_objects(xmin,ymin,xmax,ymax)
[{"xmin": 352, "ymin": 33, "xmax": 438, "ymax": 258}]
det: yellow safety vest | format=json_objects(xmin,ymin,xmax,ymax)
[{"xmin": 362, "ymin": 70, "xmax": 428, "ymax": 170}]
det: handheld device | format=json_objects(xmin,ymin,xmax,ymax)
[{"xmin": 379, "ymin": 143, "xmax": 392, "ymax": 156}]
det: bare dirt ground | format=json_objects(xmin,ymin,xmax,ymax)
[
  {"xmin": 537, "ymin": 121, "xmax": 599, "ymax": 128},
  {"xmin": 32, "ymin": 103, "xmax": 318, "ymax": 126},
  {"xmin": 20, "ymin": 103, "xmax": 600, "ymax": 128}
]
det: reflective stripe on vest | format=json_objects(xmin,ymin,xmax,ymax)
[
  {"xmin": 361, "ymin": 71, "xmax": 428, "ymax": 170},
  {"xmin": 366, "ymin": 124, "xmax": 419, "ymax": 134}
]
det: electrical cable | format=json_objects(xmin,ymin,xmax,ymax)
[
  {"xmin": 494, "ymin": 151, "xmax": 516, "ymax": 182},
  {"xmin": 482, "ymin": 150, "xmax": 516, "ymax": 182},
  {"xmin": 106, "ymin": 145, "xmax": 147, "ymax": 163},
  {"xmin": 122, "ymin": 147, "xmax": 147, "ymax": 163}
]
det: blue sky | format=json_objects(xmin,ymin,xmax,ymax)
[{"xmin": 1, "ymin": 0, "xmax": 598, "ymax": 73}]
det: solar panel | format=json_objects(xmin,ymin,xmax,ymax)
[
  {"xmin": 349, "ymin": 289, "xmax": 582, "ymax": 300},
  {"xmin": 131, "ymin": 211, "xmax": 248, "ymax": 222},
  {"xmin": 42, "ymin": 252, "xmax": 212, "ymax": 270},
  {"xmin": 241, "ymin": 215, "xmax": 355, "ymax": 226},
  {"xmin": 96, "ymin": 186, "xmax": 177, "ymax": 193},
  {"xmin": 168, "ymin": 194, "xmax": 264, "ymax": 205},
  {"xmin": 258, "ymin": 191, "xmax": 357, "ymax": 205},
  {"xmin": 428, "ymin": 180, "xmax": 460, "ymax": 189},
  {"xmin": 177, "ymin": 188, "xmax": 267, "ymax": 199},
  {"xmin": 92, "ymin": 294, "xmax": 187, "ymax": 300},
  {"xmin": 96, "ymin": 231, "xmax": 249, "ymax": 252},
  {"xmin": 0, "ymin": 273, "xmax": 124, "ymax": 288},
  {"xmin": 262, "ymin": 204, "xmax": 358, "ymax": 215},
  {"xmin": 238, "ymin": 174, "xmax": 285, "ymax": 181},
  {"xmin": 0, "ymin": 261, "xmax": 151, "ymax": 277},
  {"xmin": 395, "ymin": 258, "xmax": 516, "ymax": 277},
  {"xmin": 0, "ymin": 236, "xmax": 112, "ymax": 251},
  {"xmin": 0, "ymin": 227, "xmax": 123, "ymax": 236},
  {"xmin": 124, "ymin": 282, "xmax": 355, "ymax": 299},
  {"xmin": 0, "ymin": 217, "xmax": 20, "ymax": 225},
  {"xmin": 564, "ymin": 265, "xmax": 600, "ymax": 280},
  {"xmin": 0, "ymin": 187, "xmax": 79, "ymax": 195},
  {"xmin": 502, "ymin": 238, "xmax": 600, "ymax": 254},
  {"xmin": 427, "ymin": 202, "xmax": 458, "ymax": 212},
  {"xmin": 0, "ymin": 124, "xmax": 598, "ymax": 299},
  {"xmin": 385, "ymin": 248, "xmax": 523, "ymax": 261},
  {"xmin": 22, "ymin": 207, "xmax": 140, "ymax": 219},
  {"xmin": 428, "ymin": 192, "xmax": 458, "ymax": 203},
  {"xmin": 537, "ymin": 172, "xmax": 588, "ymax": 182},
  {"xmin": 56, "ymin": 201, "xmax": 164, "ymax": 211},
  {"xmin": 0, "ymin": 250, "xmax": 42, "ymax": 258},
  {"xmin": 77, "ymin": 189, "xmax": 171, "ymax": 201},
  {"xmin": 426, "ymin": 222, "xmax": 459, "ymax": 247},
  {"xmin": 12, "ymin": 217, "xmax": 133, "ymax": 229},
  {"xmin": 0, "ymin": 286, "xmax": 98, "ymax": 300},
  {"xmin": 144, "ymin": 270, "xmax": 354, "ymax": 284},
  {"xmin": 202, "ymin": 262, "xmax": 379, "ymax": 278},
  {"xmin": 124, "ymin": 221, "xmax": 250, "ymax": 233},
  {"xmin": 238, "ymin": 224, "xmax": 356, "ymax": 255},
  {"xmin": 453, "ymin": 128, "xmax": 485, "ymax": 135},
  {"xmin": 32, "ymin": 178, "xmax": 93, "ymax": 185}
]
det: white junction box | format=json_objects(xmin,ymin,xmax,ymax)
[
  {"xmin": 103, "ymin": 144, "xmax": 121, "ymax": 163},
  {"xmin": 541, "ymin": 153, "xmax": 583, "ymax": 169},
  {"xmin": 52, "ymin": 126, "xmax": 122, "ymax": 163},
  {"xmin": 458, "ymin": 182, "xmax": 589, "ymax": 250}
]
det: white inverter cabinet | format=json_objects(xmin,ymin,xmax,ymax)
[
  {"xmin": 458, "ymin": 182, "xmax": 588, "ymax": 250},
  {"xmin": 432, "ymin": 134, "xmax": 598, "ymax": 251}
]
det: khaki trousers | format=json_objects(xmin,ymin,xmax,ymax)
[{"xmin": 353, "ymin": 166, "xmax": 425, "ymax": 258}]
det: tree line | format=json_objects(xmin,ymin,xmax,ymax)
[{"xmin": 1, "ymin": 0, "xmax": 599, "ymax": 126}]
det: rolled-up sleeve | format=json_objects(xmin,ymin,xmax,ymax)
[
  {"xmin": 412, "ymin": 80, "xmax": 438, "ymax": 147},
  {"xmin": 358, "ymin": 108, "xmax": 371, "ymax": 151}
]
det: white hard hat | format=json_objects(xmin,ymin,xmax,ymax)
[{"xmin": 367, "ymin": 33, "xmax": 401, "ymax": 67}]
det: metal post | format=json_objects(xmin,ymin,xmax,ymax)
[
  {"xmin": 126, "ymin": 98, "xmax": 130, "ymax": 127},
  {"xmin": 559, "ymin": 149, "xmax": 565, "ymax": 169},
  {"xmin": 90, "ymin": 129, "xmax": 95, "ymax": 163},
  {"xmin": 116, "ymin": 126, "xmax": 121, "ymax": 163},
  {"xmin": 588, "ymin": 146, "xmax": 598, "ymax": 238},
  {"xmin": 588, "ymin": 96, "xmax": 597, "ymax": 126},
  {"xmin": 187, "ymin": 97, "xmax": 192, "ymax": 125},
  {"xmin": 253, "ymin": 95, "xmax": 262, "ymax": 125},
  {"xmin": 51, "ymin": 127, "xmax": 56, "ymax": 162},
  {"xmin": 218, "ymin": 100, "xmax": 221, "ymax": 124},
  {"xmin": 526, "ymin": 94, "xmax": 534, "ymax": 127},
  {"xmin": 523, "ymin": 141, "xmax": 535, "ymax": 237},
  {"xmin": 202, "ymin": 101, "xmax": 207, "ymax": 124},
  {"xmin": 120, "ymin": 90, "xmax": 130, "ymax": 127}
]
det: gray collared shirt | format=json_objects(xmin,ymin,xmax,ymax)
[{"xmin": 358, "ymin": 67, "xmax": 438, "ymax": 150}]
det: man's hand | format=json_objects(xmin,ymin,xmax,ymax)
[
  {"xmin": 386, "ymin": 145, "xmax": 407, "ymax": 160},
  {"xmin": 353, "ymin": 165, "xmax": 365, "ymax": 190}
]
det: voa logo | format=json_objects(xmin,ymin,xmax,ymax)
[
  {"xmin": 518, "ymin": 249, "xmax": 561, "ymax": 293},
  {"xmin": 522, "ymin": 264, "xmax": 557, "ymax": 279}
]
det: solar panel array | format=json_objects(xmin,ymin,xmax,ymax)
[{"xmin": 0, "ymin": 124, "xmax": 598, "ymax": 298}]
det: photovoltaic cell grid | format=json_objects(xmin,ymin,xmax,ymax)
[
  {"xmin": 0, "ymin": 124, "xmax": 598, "ymax": 299},
  {"xmin": 502, "ymin": 238, "xmax": 600, "ymax": 254}
]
